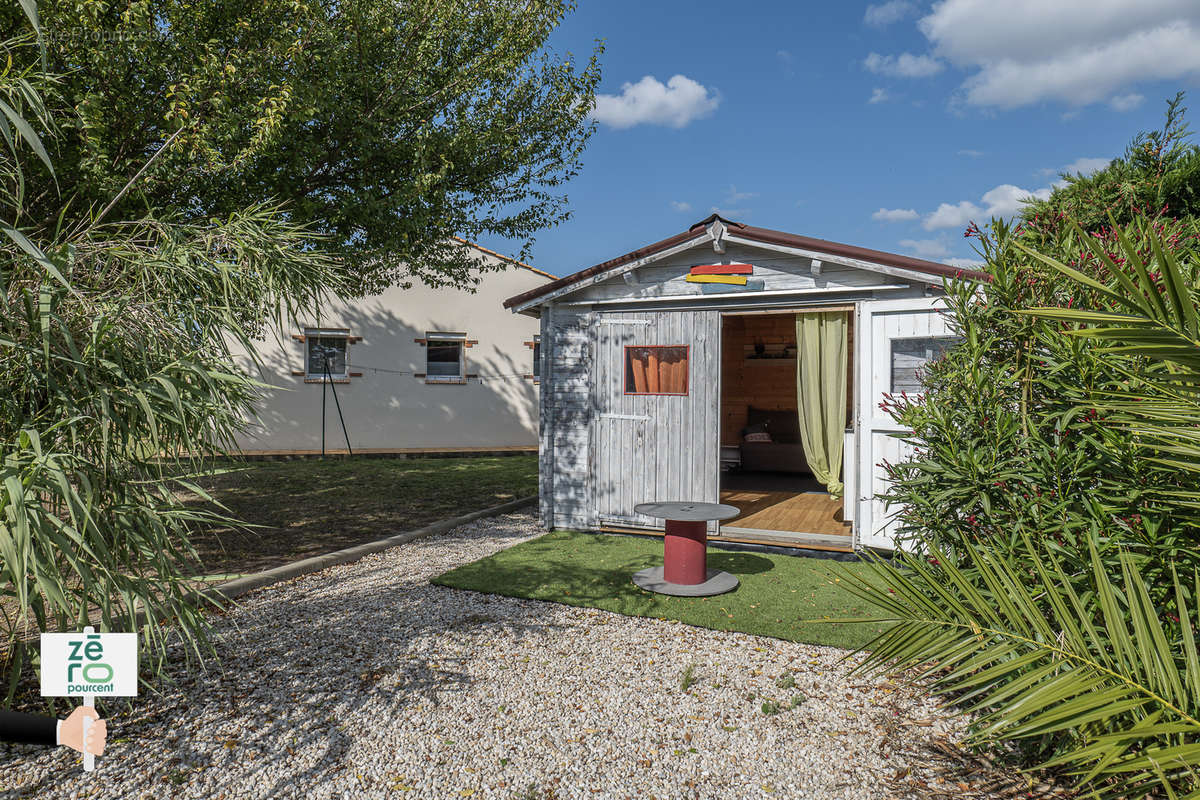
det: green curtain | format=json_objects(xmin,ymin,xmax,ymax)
[{"xmin": 795, "ymin": 311, "xmax": 848, "ymax": 498}]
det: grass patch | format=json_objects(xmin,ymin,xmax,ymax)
[
  {"xmin": 432, "ymin": 529, "xmax": 889, "ymax": 650},
  {"xmin": 183, "ymin": 455, "xmax": 538, "ymax": 576}
]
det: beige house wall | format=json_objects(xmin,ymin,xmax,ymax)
[{"xmin": 232, "ymin": 246, "xmax": 551, "ymax": 453}]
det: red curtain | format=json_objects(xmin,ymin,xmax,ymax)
[{"xmin": 626, "ymin": 347, "xmax": 688, "ymax": 394}]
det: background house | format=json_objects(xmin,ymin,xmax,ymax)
[
  {"xmin": 506, "ymin": 215, "xmax": 987, "ymax": 552},
  {"xmin": 233, "ymin": 240, "xmax": 554, "ymax": 455}
]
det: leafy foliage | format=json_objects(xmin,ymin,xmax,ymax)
[
  {"xmin": 1025, "ymin": 93, "xmax": 1200, "ymax": 232},
  {"xmin": 0, "ymin": 0, "xmax": 602, "ymax": 292},
  {"xmin": 881, "ymin": 217, "xmax": 1200, "ymax": 604},
  {"xmin": 846, "ymin": 95, "xmax": 1200, "ymax": 798},
  {"xmin": 0, "ymin": 7, "xmax": 350, "ymax": 702},
  {"xmin": 843, "ymin": 536, "xmax": 1200, "ymax": 799}
]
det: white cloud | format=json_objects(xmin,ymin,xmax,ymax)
[
  {"xmin": 865, "ymin": 0, "xmax": 916, "ymax": 27},
  {"xmin": 670, "ymin": 201, "xmax": 692, "ymax": 213},
  {"xmin": 873, "ymin": 207, "xmax": 919, "ymax": 222},
  {"xmin": 868, "ymin": 87, "xmax": 890, "ymax": 104},
  {"xmin": 864, "ymin": 51, "xmax": 944, "ymax": 78},
  {"xmin": 592, "ymin": 75, "xmax": 721, "ymax": 129},
  {"xmin": 1110, "ymin": 92, "xmax": 1145, "ymax": 111},
  {"xmin": 957, "ymin": 149, "xmax": 984, "ymax": 157},
  {"xmin": 923, "ymin": 183, "xmax": 1052, "ymax": 230},
  {"xmin": 900, "ymin": 238, "xmax": 951, "ymax": 259},
  {"xmin": 724, "ymin": 185, "xmax": 757, "ymax": 204},
  {"xmin": 709, "ymin": 206, "xmax": 750, "ymax": 219},
  {"xmin": 776, "ymin": 49, "xmax": 795, "ymax": 77},
  {"xmin": 1062, "ymin": 157, "xmax": 1111, "ymax": 175},
  {"xmin": 924, "ymin": 201, "xmax": 982, "ymax": 231},
  {"xmin": 915, "ymin": 1, "xmax": 1200, "ymax": 109},
  {"xmin": 1037, "ymin": 156, "xmax": 1113, "ymax": 179}
]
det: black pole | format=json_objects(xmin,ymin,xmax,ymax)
[
  {"xmin": 320, "ymin": 354, "xmax": 327, "ymax": 457},
  {"xmin": 325, "ymin": 356, "xmax": 353, "ymax": 456}
]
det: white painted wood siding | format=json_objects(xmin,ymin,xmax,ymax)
[
  {"xmin": 855, "ymin": 297, "xmax": 953, "ymax": 549},
  {"xmin": 590, "ymin": 309, "xmax": 720, "ymax": 529},
  {"xmin": 566, "ymin": 243, "xmax": 904, "ymax": 305},
  {"xmin": 542, "ymin": 306, "xmax": 594, "ymax": 529}
]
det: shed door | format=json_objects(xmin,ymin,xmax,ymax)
[
  {"xmin": 855, "ymin": 296, "xmax": 953, "ymax": 550},
  {"xmin": 591, "ymin": 310, "xmax": 720, "ymax": 529}
]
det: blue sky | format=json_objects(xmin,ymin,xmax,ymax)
[{"xmin": 477, "ymin": 0, "xmax": 1200, "ymax": 275}]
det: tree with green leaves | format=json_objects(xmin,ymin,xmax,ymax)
[
  {"xmin": 1024, "ymin": 92, "xmax": 1200, "ymax": 233},
  {"xmin": 0, "ymin": 0, "xmax": 602, "ymax": 291},
  {"xmin": 0, "ymin": 4, "xmax": 356, "ymax": 702}
]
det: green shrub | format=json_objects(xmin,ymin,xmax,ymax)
[
  {"xmin": 0, "ymin": 13, "xmax": 349, "ymax": 702},
  {"xmin": 883, "ymin": 217, "xmax": 1200, "ymax": 604},
  {"xmin": 849, "ymin": 97, "xmax": 1200, "ymax": 797}
]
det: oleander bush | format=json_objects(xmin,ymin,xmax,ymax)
[{"xmin": 845, "ymin": 97, "xmax": 1200, "ymax": 798}]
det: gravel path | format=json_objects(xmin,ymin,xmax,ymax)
[{"xmin": 0, "ymin": 512, "xmax": 971, "ymax": 800}]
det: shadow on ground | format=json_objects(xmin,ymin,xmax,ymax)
[
  {"xmin": 432, "ymin": 529, "xmax": 889, "ymax": 650},
  {"xmin": 0, "ymin": 521, "xmax": 556, "ymax": 798}
]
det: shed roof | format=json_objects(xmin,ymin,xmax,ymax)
[{"xmin": 503, "ymin": 214, "xmax": 987, "ymax": 310}]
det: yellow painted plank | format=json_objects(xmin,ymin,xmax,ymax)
[{"xmin": 685, "ymin": 274, "xmax": 748, "ymax": 285}]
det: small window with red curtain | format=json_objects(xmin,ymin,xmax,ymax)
[{"xmin": 624, "ymin": 346, "xmax": 689, "ymax": 395}]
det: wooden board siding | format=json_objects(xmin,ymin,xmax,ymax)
[
  {"xmin": 855, "ymin": 298, "xmax": 953, "ymax": 549},
  {"xmin": 590, "ymin": 309, "xmax": 720, "ymax": 530},
  {"xmin": 565, "ymin": 242, "xmax": 902, "ymax": 306},
  {"xmin": 542, "ymin": 306, "xmax": 594, "ymax": 529}
]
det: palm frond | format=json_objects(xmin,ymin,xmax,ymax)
[{"xmin": 842, "ymin": 535, "xmax": 1200, "ymax": 798}]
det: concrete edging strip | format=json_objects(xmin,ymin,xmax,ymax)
[{"xmin": 208, "ymin": 495, "xmax": 538, "ymax": 602}]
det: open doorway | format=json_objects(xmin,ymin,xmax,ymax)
[{"xmin": 718, "ymin": 310, "xmax": 853, "ymax": 550}]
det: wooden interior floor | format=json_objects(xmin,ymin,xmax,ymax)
[{"xmin": 720, "ymin": 489, "xmax": 851, "ymax": 537}]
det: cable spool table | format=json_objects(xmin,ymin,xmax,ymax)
[{"xmin": 631, "ymin": 501, "xmax": 742, "ymax": 597}]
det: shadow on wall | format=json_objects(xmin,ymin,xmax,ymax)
[{"xmin": 236, "ymin": 304, "xmax": 540, "ymax": 451}]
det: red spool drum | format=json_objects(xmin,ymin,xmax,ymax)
[{"xmin": 662, "ymin": 519, "xmax": 708, "ymax": 585}]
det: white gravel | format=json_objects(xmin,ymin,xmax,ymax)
[{"xmin": 0, "ymin": 511, "xmax": 968, "ymax": 800}]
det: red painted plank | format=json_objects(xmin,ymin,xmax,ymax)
[{"xmin": 689, "ymin": 263, "xmax": 753, "ymax": 276}]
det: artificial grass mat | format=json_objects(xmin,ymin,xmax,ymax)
[{"xmin": 432, "ymin": 529, "xmax": 890, "ymax": 650}]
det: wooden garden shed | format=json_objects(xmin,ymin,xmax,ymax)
[{"xmin": 503, "ymin": 215, "xmax": 986, "ymax": 552}]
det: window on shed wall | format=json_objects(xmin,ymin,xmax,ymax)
[
  {"xmin": 532, "ymin": 335, "xmax": 541, "ymax": 383},
  {"xmin": 306, "ymin": 332, "xmax": 349, "ymax": 379},
  {"xmin": 625, "ymin": 346, "xmax": 689, "ymax": 395},
  {"xmin": 426, "ymin": 332, "xmax": 466, "ymax": 382},
  {"xmin": 890, "ymin": 336, "xmax": 959, "ymax": 394}
]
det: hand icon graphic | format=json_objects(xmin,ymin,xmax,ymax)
[{"xmin": 61, "ymin": 706, "xmax": 106, "ymax": 756}]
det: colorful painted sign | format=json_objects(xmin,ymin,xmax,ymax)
[
  {"xmin": 686, "ymin": 263, "xmax": 764, "ymax": 292},
  {"xmin": 688, "ymin": 264, "xmax": 753, "ymax": 276}
]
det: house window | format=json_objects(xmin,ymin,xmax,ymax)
[
  {"xmin": 625, "ymin": 345, "xmax": 689, "ymax": 395},
  {"xmin": 306, "ymin": 331, "xmax": 348, "ymax": 380},
  {"xmin": 890, "ymin": 336, "xmax": 958, "ymax": 394},
  {"xmin": 426, "ymin": 332, "xmax": 466, "ymax": 383},
  {"xmin": 532, "ymin": 335, "xmax": 541, "ymax": 383}
]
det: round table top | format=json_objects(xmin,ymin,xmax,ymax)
[{"xmin": 634, "ymin": 501, "xmax": 741, "ymax": 521}]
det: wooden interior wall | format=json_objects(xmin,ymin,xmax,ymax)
[
  {"xmin": 720, "ymin": 315, "xmax": 796, "ymax": 445},
  {"xmin": 720, "ymin": 311, "xmax": 855, "ymax": 447}
]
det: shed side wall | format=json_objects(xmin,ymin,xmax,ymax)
[{"xmin": 544, "ymin": 306, "xmax": 593, "ymax": 529}]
